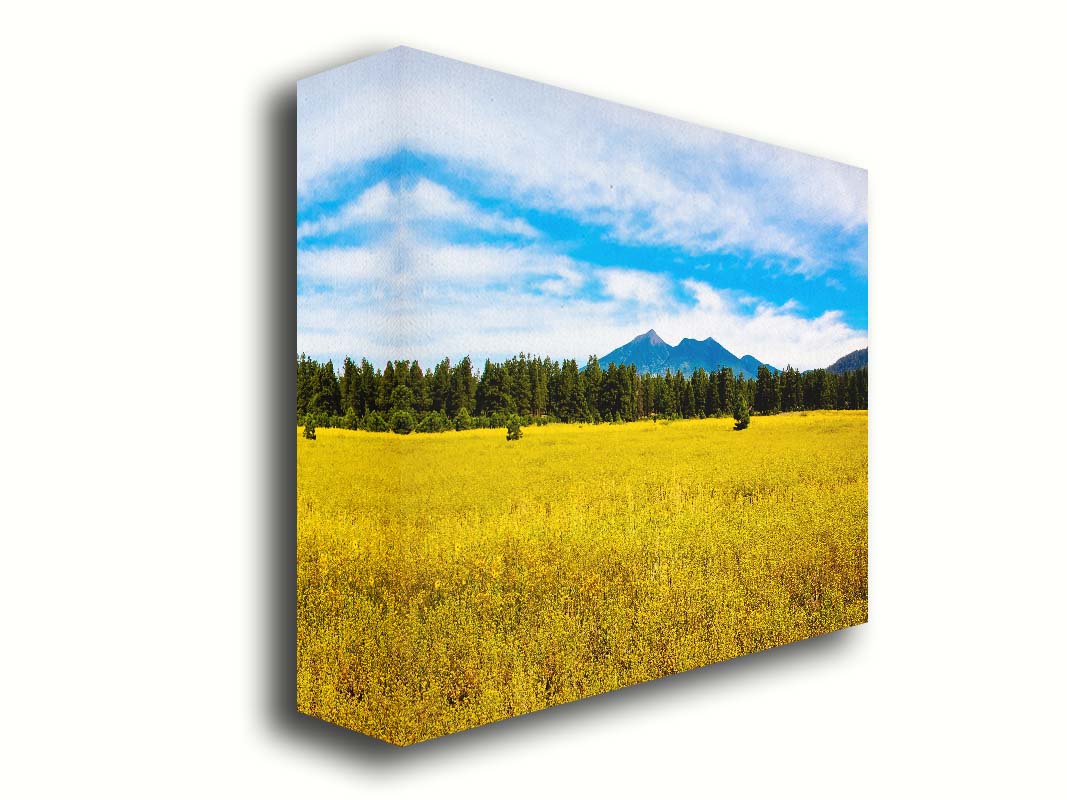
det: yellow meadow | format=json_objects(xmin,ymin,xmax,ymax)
[{"xmin": 297, "ymin": 411, "xmax": 867, "ymax": 745}]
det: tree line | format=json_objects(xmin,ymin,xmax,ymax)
[
  {"xmin": 297, "ymin": 352, "xmax": 868, "ymax": 434},
  {"xmin": 296, "ymin": 354, "xmax": 862, "ymax": 435}
]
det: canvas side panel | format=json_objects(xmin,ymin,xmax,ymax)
[{"xmin": 296, "ymin": 50, "xmax": 404, "ymax": 741}]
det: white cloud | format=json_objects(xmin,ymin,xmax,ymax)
[
  {"xmin": 405, "ymin": 179, "xmax": 539, "ymax": 237},
  {"xmin": 297, "ymin": 51, "xmax": 400, "ymax": 196},
  {"xmin": 297, "ymin": 178, "xmax": 539, "ymax": 241},
  {"xmin": 297, "ymin": 51, "xmax": 867, "ymax": 369},
  {"xmin": 299, "ymin": 237, "xmax": 589, "ymax": 296},
  {"xmin": 538, "ymin": 265, "xmax": 586, "ymax": 296},
  {"xmin": 296, "ymin": 182, "xmax": 394, "ymax": 239},
  {"xmin": 297, "ymin": 244, "xmax": 394, "ymax": 285},
  {"xmin": 298, "ymin": 48, "xmax": 867, "ymax": 275},
  {"xmin": 299, "ymin": 239, "xmax": 867, "ymax": 371},
  {"xmin": 656, "ymin": 279, "xmax": 867, "ymax": 369},
  {"xmin": 597, "ymin": 268, "xmax": 670, "ymax": 306}
]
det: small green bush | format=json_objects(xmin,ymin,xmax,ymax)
[
  {"xmin": 454, "ymin": 407, "xmax": 473, "ymax": 431},
  {"xmin": 390, "ymin": 410, "xmax": 415, "ymax": 435},
  {"xmin": 416, "ymin": 411, "xmax": 450, "ymax": 433},
  {"xmin": 505, "ymin": 415, "xmax": 523, "ymax": 441},
  {"xmin": 733, "ymin": 395, "xmax": 751, "ymax": 431},
  {"xmin": 363, "ymin": 411, "xmax": 389, "ymax": 432}
]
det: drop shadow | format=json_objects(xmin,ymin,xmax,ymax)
[
  {"xmin": 259, "ymin": 46, "xmax": 866, "ymax": 771},
  {"xmin": 258, "ymin": 43, "xmax": 406, "ymax": 767},
  {"xmin": 260, "ymin": 73, "xmax": 299, "ymax": 757}
]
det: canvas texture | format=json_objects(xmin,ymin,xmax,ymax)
[{"xmin": 296, "ymin": 47, "xmax": 868, "ymax": 746}]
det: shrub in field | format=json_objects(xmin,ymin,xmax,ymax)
[
  {"xmin": 416, "ymin": 411, "xmax": 450, "ymax": 433},
  {"xmin": 454, "ymin": 407, "xmax": 473, "ymax": 431},
  {"xmin": 733, "ymin": 394, "xmax": 750, "ymax": 431},
  {"xmin": 302, "ymin": 416, "xmax": 316, "ymax": 440},
  {"xmin": 390, "ymin": 410, "xmax": 415, "ymax": 435},
  {"xmin": 363, "ymin": 411, "xmax": 389, "ymax": 432},
  {"xmin": 505, "ymin": 415, "xmax": 523, "ymax": 441}
]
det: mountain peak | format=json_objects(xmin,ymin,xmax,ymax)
[
  {"xmin": 827, "ymin": 347, "xmax": 868, "ymax": 374},
  {"xmin": 634, "ymin": 328, "xmax": 666, "ymax": 346},
  {"xmin": 596, "ymin": 329, "xmax": 779, "ymax": 377}
]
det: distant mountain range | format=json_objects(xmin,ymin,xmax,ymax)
[
  {"xmin": 593, "ymin": 329, "xmax": 778, "ymax": 378},
  {"xmin": 827, "ymin": 347, "xmax": 868, "ymax": 374},
  {"xmin": 590, "ymin": 330, "xmax": 868, "ymax": 377}
]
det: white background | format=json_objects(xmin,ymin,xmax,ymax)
[{"xmin": 3, "ymin": 2, "xmax": 1065, "ymax": 797}]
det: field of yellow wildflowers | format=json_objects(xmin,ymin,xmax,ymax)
[{"xmin": 297, "ymin": 411, "xmax": 867, "ymax": 745}]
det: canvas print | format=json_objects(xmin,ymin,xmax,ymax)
[{"xmin": 296, "ymin": 47, "xmax": 868, "ymax": 746}]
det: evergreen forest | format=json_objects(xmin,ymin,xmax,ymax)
[{"xmin": 297, "ymin": 352, "xmax": 868, "ymax": 434}]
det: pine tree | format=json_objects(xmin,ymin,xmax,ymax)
[
  {"xmin": 505, "ymin": 414, "xmax": 523, "ymax": 441},
  {"xmin": 339, "ymin": 356, "xmax": 359, "ymax": 414},
  {"xmin": 705, "ymin": 371, "xmax": 720, "ymax": 416},
  {"xmin": 393, "ymin": 359, "xmax": 410, "ymax": 389},
  {"xmin": 512, "ymin": 354, "xmax": 533, "ymax": 415},
  {"xmin": 377, "ymin": 361, "xmax": 396, "ymax": 414},
  {"xmin": 342, "ymin": 406, "xmax": 359, "ymax": 430},
  {"xmin": 583, "ymin": 356, "xmax": 603, "ymax": 419},
  {"xmin": 418, "ymin": 367, "xmax": 435, "ymax": 413},
  {"xmin": 296, "ymin": 353, "xmax": 317, "ymax": 421},
  {"xmin": 319, "ymin": 360, "xmax": 341, "ymax": 416},
  {"xmin": 454, "ymin": 407, "xmax": 473, "ymax": 431},
  {"xmin": 531, "ymin": 358, "xmax": 549, "ymax": 417},
  {"xmin": 431, "ymin": 357, "xmax": 451, "ymax": 412},
  {"xmin": 620, "ymin": 364, "xmax": 637, "ymax": 421},
  {"xmin": 719, "ymin": 367, "xmax": 735, "ymax": 416},
  {"xmin": 755, "ymin": 365, "xmax": 778, "ymax": 414},
  {"xmin": 450, "ymin": 356, "xmax": 475, "ymax": 414},
  {"xmin": 638, "ymin": 373, "xmax": 652, "ymax": 418},
  {"xmin": 601, "ymin": 362, "xmax": 621, "ymax": 420},
  {"xmin": 409, "ymin": 361, "xmax": 426, "ymax": 412},
  {"xmin": 733, "ymin": 391, "xmax": 750, "ymax": 431},
  {"xmin": 359, "ymin": 358, "xmax": 378, "ymax": 414},
  {"xmin": 559, "ymin": 359, "xmax": 586, "ymax": 422},
  {"xmin": 390, "ymin": 384, "xmax": 414, "ymax": 412},
  {"xmin": 780, "ymin": 366, "xmax": 801, "ymax": 412},
  {"xmin": 674, "ymin": 370, "xmax": 693, "ymax": 417}
]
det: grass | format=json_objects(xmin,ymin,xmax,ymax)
[{"xmin": 297, "ymin": 411, "xmax": 867, "ymax": 745}]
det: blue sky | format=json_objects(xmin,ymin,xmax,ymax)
[{"xmin": 297, "ymin": 48, "xmax": 867, "ymax": 371}]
